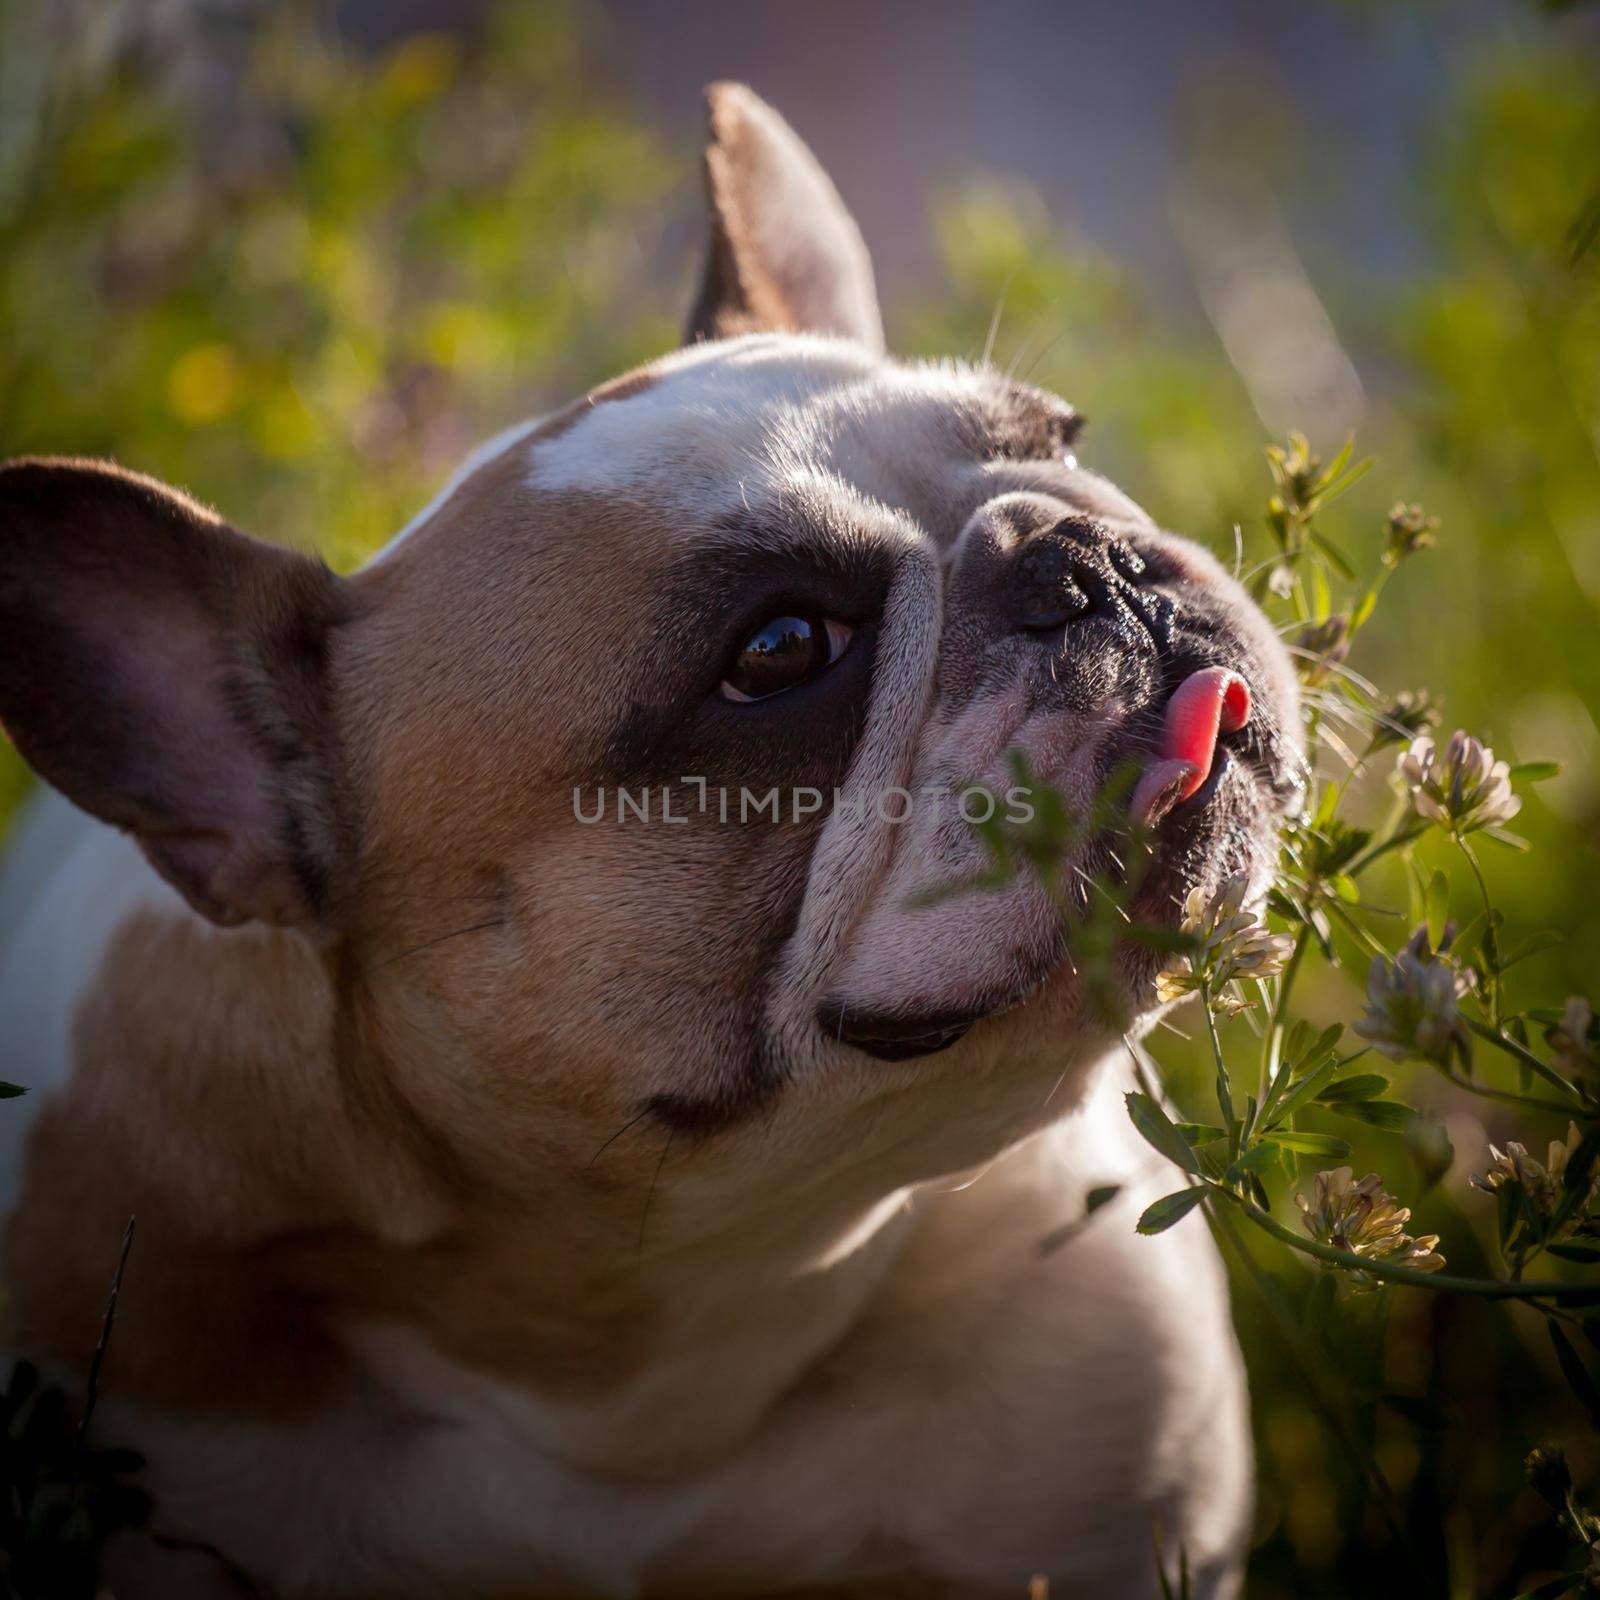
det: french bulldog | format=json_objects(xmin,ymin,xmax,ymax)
[{"xmin": 0, "ymin": 84, "xmax": 1300, "ymax": 1598}]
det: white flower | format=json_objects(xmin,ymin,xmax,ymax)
[
  {"xmin": 1155, "ymin": 872, "xmax": 1294, "ymax": 1004},
  {"xmin": 1397, "ymin": 730, "xmax": 1521, "ymax": 835},
  {"xmin": 1470, "ymin": 1122, "xmax": 1594, "ymax": 1235},
  {"xmin": 1353, "ymin": 927, "xmax": 1472, "ymax": 1069},
  {"xmin": 1296, "ymin": 1166, "xmax": 1446, "ymax": 1288}
]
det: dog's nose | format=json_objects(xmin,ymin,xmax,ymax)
[{"xmin": 1006, "ymin": 518, "xmax": 1146, "ymax": 633}]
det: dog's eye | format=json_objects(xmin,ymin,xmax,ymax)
[{"xmin": 719, "ymin": 615, "xmax": 854, "ymax": 702}]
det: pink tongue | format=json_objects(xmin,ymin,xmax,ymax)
[{"xmin": 1161, "ymin": 667, "xmax": 1251, "ymax": 801}]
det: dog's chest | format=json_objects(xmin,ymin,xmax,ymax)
[{"xmin": 102, "ymin": 1114, "xmax": 1252, "ymax": 1598}]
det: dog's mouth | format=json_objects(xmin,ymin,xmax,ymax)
[
  {"xmin": 822, "ymin": 664, "xmax": 1281, "ymax": 1063},
  {"xmin": 1126, "ymin": 666, "xmax": 1252, "ymax": 829}
]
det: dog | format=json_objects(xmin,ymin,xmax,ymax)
[{"xmin": 0, "ymin": 85, "xmax": 1300, "ymax": 1598}]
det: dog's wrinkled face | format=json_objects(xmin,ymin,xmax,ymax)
[
  {"xmin": 0, "ymin": 85, "xmax": 1302, "ymax": 1249},
  {"xmin": 349, "ymin": 336, "xmax": 1300, "ymax": 1151}
]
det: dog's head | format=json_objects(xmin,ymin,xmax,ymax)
[{"xmin": 0, "ymin": 87, "xmax": 1299, "ymax": 1224}]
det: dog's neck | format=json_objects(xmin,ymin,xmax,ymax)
[
  {"xmin": 5, "ymin": 850, "xmax": 1114, "ymax": 1478},
  {"xmin": 334, "ymin": 978, "xmax": 1120, "ymax": 1475}
]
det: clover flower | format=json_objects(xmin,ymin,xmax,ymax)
[
  {"xmin": 1296, "ymin": 1166, "xmax": 1446, "ymax": 1286},
  {"xmin": 1155, "ymin": 872, "xmax": 1294, "ymax": 1005},
  {"xmin": 1470, "ymin": 1122, "xmax": 1594, "ymax": 1235},
  {"xmin": 1397, "ymin": 729, "xmax": 1521, "ymax": 835},
  {"xmin": 1294, "ymin": 614, "xmax": 1350, "ymax": 687},
  {"xmin": 1525, "ymin": 1443, "xmax": 1574, "ymax": 1512},
  {"xmin": 1353, "ymin": 926, "xmax": 1472, "ymax": 1069},
  {"xmin": 1549, "ymin": 997, "xmax": 1598, "ymax": 1079},
  {"xmin": 1384, "ymin": 501, "xmax": 1439, "ymax": 564},
  {"xmin": 1368, "ymin": 688, "xmax": 1441, "ymax": 755}
]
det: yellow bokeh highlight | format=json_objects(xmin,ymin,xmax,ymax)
[
  {"xmin": 166, "ymin": 343, "xmax": 242, "ymax": 426},
  {"xmin": 379, "ymin": 34, "xmax": 460, "ymax": 110}
]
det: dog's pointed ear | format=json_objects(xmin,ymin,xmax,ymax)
[
  {"xmin": 0, "ymin": 458, "xmax": 350, "ymax": 929},
  {"xmin": 685, "ymin": 82, "xmax": 884, "ymax": 353}
]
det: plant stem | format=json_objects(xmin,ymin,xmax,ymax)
[
  {"xmin": 1228, "ymin": 1191, "xmax": 1598, "ymax": 1301},
  {"xmin": 1202, "ymin": 985, "xmax": 1240, "ymax": 1148},
  {"xmin": 1207, "ymin": 1204, "xmax": 1438, "ymax": 1593},
  {"xmin": 1434, "ymin": 1068, "xmax": 1581, "ymax": 1120},
  {"xmin": 1349, "ymin": 819, "xmax": 1429, "ymax": 878},
  {"xmin": 1256, "ymin": 929, "xmax": 1311, "ymax": 1131},
  {"xmin": 1464, "ymin": 1019, "xmax": 1587, "ymax": 1107},
  {"xmin": 1325, "ymin": 898, "xmax": 1392, "ymax": 961},
  {"xmin": 1456, "ymin": 835, "xmax": 1500, "ymax": 1023}
]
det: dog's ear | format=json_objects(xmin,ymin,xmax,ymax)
[
  {"xmin": 685, "ymin": 82, "xmax": 884, "ymax": 353},
  {"xmin": 0, "ymin": 458, "xmax": 349, "ymax": 930}
]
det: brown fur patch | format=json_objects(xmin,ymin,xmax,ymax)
[
  {"xmin": 1, "ymin": 889, "xmax": 667, "ymax": 1415},
  {"xmin": 0, "ymin": 457, "xmax": 349, "ymax": 929}
]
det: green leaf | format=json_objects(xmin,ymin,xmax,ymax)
[
  {"xmin": 0, "ymin": 1082, "xmax": 26, "ymax": 1098},
  {"xmin": 1552, "ymin": 1288, "xmax": 1600, "ymax": 1309},
  {"xmin": 1451, "ymin": 909, "xmax": 1491, "ymax": 964},
  {"xmin": 1548, "ymin": 1128, "xmax": 1600, "ymax": 1237},
  {"xmin": 1268, "ymin": 1054, "xmax": 1343, "ymax": 1126},
  {"xmin": 1326, "ymin": 1099, "xmax": 1414, "ymax": 1131},
  {"xmin": 1508, "ymin": 761, "xmax": 1561, "ymax": 783},
  {"xmin": 1225, "ymin": 1143, "xmax": 1282, "ymax": 1184},
  {"xmin": 1174, "ymin": 1123, "xmax": 1228, "ymax": 1148},
  {"xmin": 1125, "ymin": 1092, "xmax": 1198, "ymax": 1173},
  {"xmin": 1482, "ymin": 827, "xmax": 1531, "ymax": 852},
  {"xmin": 1315, "ymin": 1073, "xmax": 1391, "ymax": 1103},
  {"xmin": 1310, "ymin": 528, "xmax": 1357, "ymax": 579},
  {"xmin": 1329, "ymin": 872, "xmax": 1360, "ymax": 904},
  {"xmin": 1292, "ymin": 1023, "xmax": 1346, "ymax": 1079},
  {"xmin": 1565, "ymin": 1129, "xmax": 1600, "ymax": 1198},
  {"xmin": 1549, "ymin": 1322, "xmax": 1600, "ymax": 1434},
  {"xmin": 1502, "ymin": 930, "xmax": 1562, "ymax": 970},
  {"xmin": 1263, "ymin": 1131, "xmax": 1353, "ymax": 1158},
  {"xmin": 1084, "ymin": 1184, "xmax": 1122, "ymax": 1215},
  {"xmin": 1136, "ymin": 1186, "xmax": 1209, "ymax": 1236},
  {"xmin": 1545, "ymin": 1242, "xmax": 1600, "ymax": 1265},
  {"xmin": 1285, "ymin": 1017, "xmax": 1316, "ymax": 1064}
]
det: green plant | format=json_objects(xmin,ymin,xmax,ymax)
[{"xmin": 977, "ymin": 432, "xmax": 1600, "ymax": 1598}]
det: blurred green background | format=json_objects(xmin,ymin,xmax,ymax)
[{"xmin": 1, "ymin": 0, "xmax": 1597, "ymax": 1594}]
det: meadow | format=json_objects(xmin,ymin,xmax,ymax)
[{"xmin": 2, "ymin": 2, "xmax": 1599, "ymax": 1594}]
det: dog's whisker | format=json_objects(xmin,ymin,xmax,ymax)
[
  {"xmin": 1281, "ymin": 645, "xmax": 1382, "ymax": 699},
  {"xmin": 368, "ymin": 918, "xmax": 506, "ymax": 973},
  {"xmin": 1005, "ymin": 321, "xmax": 1043, "ymax": 383},
  {"xmin": 638, "ymin": 1129, "xmax": 674, "ymax": 1256},
  {"xmin": 1018, "ymin": 326, "xmax": 1067, "ymax": 386},
  {"xmin": 981, "ymin": 272, "xmax": 1015, "ymax": 369},
  {"xmin": 1072, "ymin": 866, "xmax": 1132, "ymax": 922},
  {"xmin": 587, "ymin": 1106, "xmax": 656, "ymax": 1169}
]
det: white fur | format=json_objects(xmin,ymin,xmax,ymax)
[
  {"xmin": 98, "ymin": 1086, "xmax": 1249, "ymax": 1599},
  {"xmin": 525, "ymin": 335, "xmax": 985, "ymax": 525}
]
